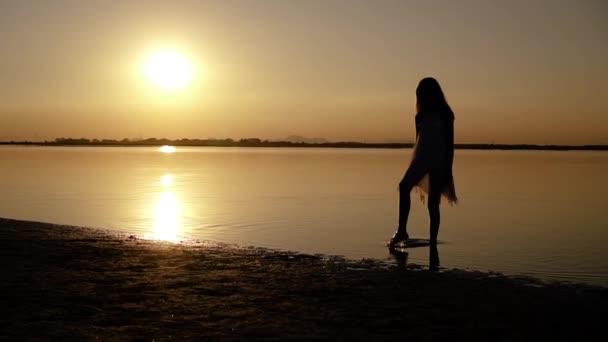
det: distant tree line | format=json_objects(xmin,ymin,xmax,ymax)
[
  {"xmin": 1, "ymin": 137, "xmax": 411, "ymax": 149},
  {"xmin": 0, "ymin": 138, "xmax": 606, "ymax": 150}
]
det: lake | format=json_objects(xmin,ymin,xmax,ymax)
[{"xmin": 1, "ymin": 146, "xmax": 607, "ymax": 286}]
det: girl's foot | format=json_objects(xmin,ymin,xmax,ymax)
[{"xmin": 388, "ymin": 230, "xmax": 409, "ymax": 248}]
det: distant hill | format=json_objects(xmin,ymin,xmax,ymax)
[{"xmin": 285, "ymin": 135, "xmax": 328, "ymax": 144}]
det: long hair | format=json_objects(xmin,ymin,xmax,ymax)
[
  {"xmin": 416, "ymin": 77, "xmax": 456, "ymax": 171},
  {"xmin": 416, "ymin": 77, "xmax": 455, "ymax": 120}
]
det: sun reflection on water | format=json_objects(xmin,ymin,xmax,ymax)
[
  {"xmin": 159, "ymin": 145, "xmax": 176, "ymax": 153},
  {"xmin": 154, "ymin": 191, "xmax": 179, "ymax": 241},
  {"xmin": 161, "ymin": 174, "xmax": 173, "ymax": 186},
  {"xmin": 152, "ymin": 173, "xmax": 179, "ymax": 241}
]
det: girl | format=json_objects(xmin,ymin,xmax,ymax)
[{"xmin": 389, "ymin": 77, "xmax": 458, "ymax": 247}]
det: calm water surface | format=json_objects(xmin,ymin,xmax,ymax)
[{"xmin": 1, "ymin": 146, "xmax": 607, "ymax": 286}]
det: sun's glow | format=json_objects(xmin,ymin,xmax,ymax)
[
  {"xmin": 144, "ymin": 50, "xmax": 193, "ymax": 91},
  {"xmin": 159, "ymin": 145, "xmax": 176, "ymax": 153}
]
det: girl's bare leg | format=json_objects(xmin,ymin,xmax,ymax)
[{"xmin": 427, "ymin": 184, "xmax": 441, "ymax": 244}]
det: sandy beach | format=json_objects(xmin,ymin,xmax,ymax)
[{"xmin": 1, "ymin": 217, "xmax": 605, "ymax": 341}]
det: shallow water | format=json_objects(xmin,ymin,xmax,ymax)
[{"xmin": 1, "ymin": 146, "xmax": 607, "ymax": 286}]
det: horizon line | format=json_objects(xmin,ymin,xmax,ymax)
[{"xmin": 0, "ymin": 138, "xmax": 607, "ymax": 150}]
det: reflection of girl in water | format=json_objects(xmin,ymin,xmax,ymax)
[{"xmin": 389, "ymin": 77, "xmax": 458, "ymax": 247}]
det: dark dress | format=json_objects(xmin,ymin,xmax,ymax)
[{"xmin": 401, "ymin": 110, "xmax": 457, "ymax": 204}]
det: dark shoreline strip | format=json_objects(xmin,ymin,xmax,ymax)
[{"xmin": 1, "ymin": 217, "xmax": 606, "ymax": 340}]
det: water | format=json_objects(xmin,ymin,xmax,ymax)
[{"xmin": 1, "ymin": 146, "xmax": 607, "ymax": 286}]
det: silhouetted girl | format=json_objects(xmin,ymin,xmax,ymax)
[{"xmin": 389, "ymin": 77, "xmax": 457, "ymax": 247}]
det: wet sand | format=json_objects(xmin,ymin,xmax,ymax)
[{"xmin": 1, "ymin": 218, "xmax": 606, "ymax": 341}]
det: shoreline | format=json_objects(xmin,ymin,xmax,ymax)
[
  {"xmin": 1, "ymin": 217, "xmax": 606, "ymax": 340},
  {"xmin": 2, "ymin": 142, "xmax": 608, "ymax": 151}
]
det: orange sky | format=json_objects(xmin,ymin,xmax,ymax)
[{"xmin": 0, "ymin": 0, "xmax": 607, "ymax": 144}]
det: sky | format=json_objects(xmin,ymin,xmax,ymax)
[{"xmin": 0, "ymin": 0, "xmax": 606, "ymax": 144}]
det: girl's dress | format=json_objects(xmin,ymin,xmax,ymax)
[{"xmin": 403, "ymin": 111, "xmax": 458, "ymax": 204}]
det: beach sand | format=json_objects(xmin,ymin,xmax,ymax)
[{"xmin": 1, "ymin": 218, "xmax": 605, "ymax": 341}]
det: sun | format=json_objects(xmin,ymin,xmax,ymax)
[{"xmin": 144, "ymin": 50, "xmax": 193, "ymax": 91}]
